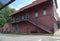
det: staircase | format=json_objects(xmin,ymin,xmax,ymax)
[{"xmin": 27, "ymin": 18, "xmax": 52, "ymax": 34}]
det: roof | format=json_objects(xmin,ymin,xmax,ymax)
[{"xmin": 9, "ymin": 0, "xmax": 48, "ymax": 16}]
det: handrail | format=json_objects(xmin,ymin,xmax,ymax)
[
  {"xmin": 11, "ymin": 18, "xmax": 28, "ymax": 23},
  {"xmin": 28, "ymin": 18, "xmax": 52, "ymax": 33}
]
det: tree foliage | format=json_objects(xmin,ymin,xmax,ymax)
[
  {"xmin": 0, "ymin": 18, "xmax": 7, "ymax": 27},
  {"xmin": 0, "ymin": 6, "xmax": 15, "ymax": 27}
]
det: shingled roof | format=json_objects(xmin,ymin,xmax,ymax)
[{"xmin": 10, "ymin": 0, "xmax": 48, "ymax": 16}]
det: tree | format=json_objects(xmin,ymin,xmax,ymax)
[
  {"xmin": 1, "ymin": 6, "xmax": 15, "ymax": 22},
  {"xmin": 0, "ymin": 18, "xmax": 7, "ymax": 27},
  {"xmin": 0, "ymin": 6, "xmax": 15, "ymax": 27}
]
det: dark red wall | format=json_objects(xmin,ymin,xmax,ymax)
[
  {"xmin": 12, "ymin": 21, "xmax": 47, "ymax": 33},
  {"xmin": 28, "ymin": 2, "xmax": 57, "ymax": 32}
]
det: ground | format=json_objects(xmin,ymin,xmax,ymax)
[
  {"xmin": 54, "ymin": 29, "xmax": 60, "ymax": 36},
  {"xmin": 0, "ymin": 33, "xmax": 60, "ymax": 41}
]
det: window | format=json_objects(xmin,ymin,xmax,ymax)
[
  {"xmin": 22, "ymin": 15, "xmax": 24, "ymax": 20},
  {"xmin": 42, "ymin": 7, "xmax": 46, "ymax": 15},
  {"xmin": 20, "ymin": 14, "xmax": 29, "ymax": 21},
  {"xmin": 35, "ymin": 11, "xmax": 38, "ymax": 18},
  {"xmin": 54, "ymin": 23, "xmax": 58, "ymax": 32},
  {"xmin": 16, "ymin": 17, "xmax": 19, "ymax": 21},
  {"xmin": 12, "ymin": 17, "xmax": 15, "ymax": 22},
  {"xmin": 25, "ymin": 14, "xmax": 29, "ymax": 19}
]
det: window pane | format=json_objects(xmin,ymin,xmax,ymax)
[
  {"xmin": 43, "ymin": 8, "xmax": 46, "ymax": 15},
  {"xmin": 35, "ymin": 11, "xmax": 38, "ymax": 18}
]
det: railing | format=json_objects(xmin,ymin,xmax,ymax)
[
  {"xmin": 11, "ymin": 18, "xmax": 28, "ymax": 23},
  {"xmin": 11, "ymin": 17, "xmax": 52, "ymax": 33},
  {"xmin": 27, "ymin": 18, "xmax": 52, "ymax": 34}
]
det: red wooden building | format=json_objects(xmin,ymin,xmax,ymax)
[{"xmin": 9, "ymin": 0, "xmax": 58, "ymax": 34}]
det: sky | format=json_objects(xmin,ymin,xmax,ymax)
[
  {"xmin": 0, "ymin": 0, "xmax": 10, "ymax": 5},
  {"xmin": 57, "ymin": 0, "xmax": 60, "ymax": 17},
  {"xmin": 9, "ymin": 0, "xmax": 60, "ymax": 17},
  {"xmin": 9, "ymin": 0, "xmax": 36, "ymax": 10}
]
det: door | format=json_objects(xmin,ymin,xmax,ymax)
[
  {"xmin": 54, "ymin": 23, "xmax": 58, "ymax": 32},
  {"xmin": 16, "ymin": 24, "xmax": 19, "ymax": 33}
]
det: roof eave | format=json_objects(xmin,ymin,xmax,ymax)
[{"xmin": 10, "ymin": 0, "xmax": 48, "ymax": 16}]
